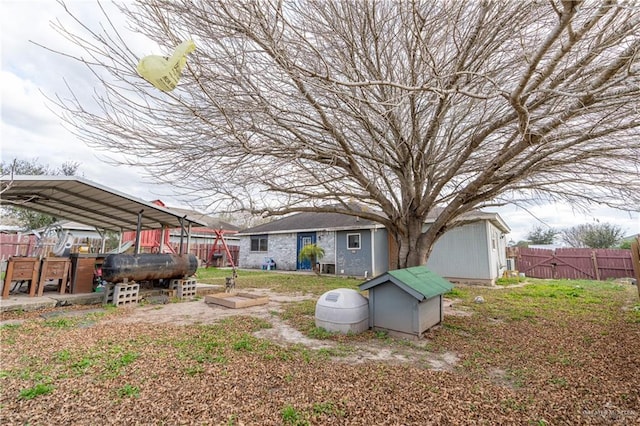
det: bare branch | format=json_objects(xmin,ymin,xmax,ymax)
[{"xmin": 41, "ymin": 0, "xmax": 640, "ymax": 267}]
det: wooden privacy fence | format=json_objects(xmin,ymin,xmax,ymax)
[
  {"xmin": 631, "ymin": 237, "xmax": 640, "ymax": 298},
  {"xmin": 515, "ymin": 247, "xmax": 635, "ymax": 280},
  {"xmin": 0, "ymin": 234, "xmax": 104, "ymax": 262},
  {"xmin": 173, "ymin": 243, "xmax": 239, "ymax": 267},
  {"xmin": 0, "ymin": 234, "xmax": 35, "ymax": 259}
]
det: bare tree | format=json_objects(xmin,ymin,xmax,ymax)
[
  {"xmin": 45, "ymin": 0, "xmax": 640, "ymax": 268},
  {"xmin": 560, "ymin": 224, "xmax": 591, "ymax": 248},
  {"xmin": 561, "ymin": 222, "xmax": 625, "ymax": 248}
]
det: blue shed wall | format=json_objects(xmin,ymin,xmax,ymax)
[
  {"xmin": 368, "ymin": 281, "xmax": 417, "ymax": 335},
  {"xmin": 336, "ymin": 230, "xmax": 372, "ymax": 276}
]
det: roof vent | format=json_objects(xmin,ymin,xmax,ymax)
[{"xmin": 325, "ymin": 292, "xmax": 340, "ymax": 302}]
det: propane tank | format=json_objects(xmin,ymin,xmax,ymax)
[{"xmin": 101, "ymin": 253, "xmax": 198, "ymax": 283}]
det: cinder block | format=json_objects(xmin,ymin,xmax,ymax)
[
  {"xmin": 103, "ymin": 283, "xmax": 116, "ymax": 304},
  {"xmin": 111, "ymin": 282, "xmax": 139, "ymax": 306},
  {"xmin": 170, "ymin": 279, "xmax": 197, "ymax": 299}
]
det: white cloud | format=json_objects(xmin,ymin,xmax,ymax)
[{"xmin": 1, "ymin": 71, "xmax": 59, "ymax": 132}]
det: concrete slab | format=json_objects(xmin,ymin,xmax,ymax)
[
  {"xmin": 205, "ymin": 292, "xmax": 270, "ymax": 309},
  {"xmin": 0, "ymin": 290, "xmax": 104, "ymax": 313},
  {"xmin": 0, "ymin": 283, "xmax": 223, "ymax": 313},
  {"xmin": 0, "ymin": 295, "xmax": 58, "ymax": 313},
  {"xmin": 50, "ymin": 293, "xmax": 104, "ymax": 306}
]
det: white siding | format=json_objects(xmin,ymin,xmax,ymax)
[
  {"xmin": 487, "ymin": 222, "xmax": 508, "ymax": 278},
  {"xmin": 426, "ymin": 222, "xmax": 492, "ymax": 281}
]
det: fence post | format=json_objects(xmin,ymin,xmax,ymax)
[
  {"xmin": 590, "ymin": 251, "xmax": 601, "ymax": 281},
  {"xmin": 631, "ymin": 237, "xmax": 640, "ymax": 300}
]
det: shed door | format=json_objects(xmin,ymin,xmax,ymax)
[{"xmin": 297, "ymin": 232, "xmax": 316, "ymax": 270}]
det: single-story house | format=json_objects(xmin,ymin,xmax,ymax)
[
  {"xmin": 238, "ymin": 211, "xmax": 389, "ymax": 277},
  {"xmin": 237, "ymin": 208, "xmax": 511, "ymax": 285}
]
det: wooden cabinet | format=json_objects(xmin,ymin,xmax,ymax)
[
  {"xmin": 38, "ymin": 258, "xmax": 71, "ymax": 296},
  {"xmin": 69, "ymin": 254, "xmax": 106, "ymax": 294},
  {"xmin": 2, "ymin": 257, "xmax": 40, "ymax": 299}
]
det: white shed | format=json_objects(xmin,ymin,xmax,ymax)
[{"xmin": 359, "ymin": 266, "xmax": 453, "ymax": 339}]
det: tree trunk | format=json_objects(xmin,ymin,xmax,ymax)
[
  {"xmin": 311, "ymin": 255, "xmax": 320, "ymax": 276},
  {"xmin": 390, "ymin": 216, "xmax": 436, "ymax": 269}
]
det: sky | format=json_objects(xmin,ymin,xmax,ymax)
[
  {"xmin": 1, "ymin": 0, "xmax": 638, "ymax": 242},
  {"xmin": 0, "ymin": 0, "xmax": 182, "ymax": 205}
]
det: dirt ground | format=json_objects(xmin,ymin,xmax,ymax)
[
  {"xmin": 2, "ymin": 282, "xmax": 639, "ymax": 425},
  {"xmin": 107, "ymin": 288, "xmax": 463, "ymax": 370}
]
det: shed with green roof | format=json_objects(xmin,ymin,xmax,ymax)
[{"xmin": 359, "ymin": 266, "xmax": 453, "ymax": 339}]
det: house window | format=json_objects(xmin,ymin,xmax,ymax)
[
  {"xmin": 250, "ymin": 235, "xmax": 268, "ymax": 252},
  {"xmin": 347, "ymin": 233, "xmax": 361, "ymax": 250}
]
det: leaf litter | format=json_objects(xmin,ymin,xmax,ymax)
[{"xmin": 1, "ymin": 284, "xmax": 638, "ymax": 425}]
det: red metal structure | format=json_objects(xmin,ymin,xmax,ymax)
[
  {"xmin": 206, "ymin": 229, "xmax": 236, "ymax": 268},
  {"xmin": 121, "ymin": 200, "xmax": 176, "ymax": 254}
]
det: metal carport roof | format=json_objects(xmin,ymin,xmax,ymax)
[{"xmin": 0, "ymin": 175, "xmax": 207, "ymax": 232}]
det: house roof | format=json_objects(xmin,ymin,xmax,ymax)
[
  {"xmin": 0, "ymin": 175, "xmax": 207, "ymax": 232},
  {"xmin": 359, "ymin": 266, "xmax": 453, "ymax": 301},
  {"xmin": 426, "ymin": 208, "xmax": 511, "ymax": 233},
  {"xmin": 35, "ymin": 220, "xmax": 99, "ymax": 233},
  {"xmin": 161, "ymin": 206, "xmax": 240, "ymax": 232},
  {"xmin": 238, "ymin": 208, "xmax": 510, "ymax": 235},
  {"xmin": 238, "ymin": 210, "xmax": 384, "ymax": 235}
]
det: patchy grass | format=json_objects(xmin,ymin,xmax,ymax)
[
  {"xmin": 433, "ymin": 278, "xmax": 638, "ymax": 398},
  {"xmin": 116, "ymin": 384, "xmax": 140, "ymax": 399},
  {"xmin": 467, "ymin": 279, "xmax": 631, "ymax": 323},
  {"xmin": 195, "ymin": 267, "xmax": 361, "ymax": 295},
  {"xmin": 445, "ymin": 287, "xmax": 469, "ymax": 299},
  {"xmin": 495, "ymin": 276, "xmax": 524, "ymax": 286},
  {"xmin": 281, "ymin": 404, "xmax": 309, "ymax": 426},
  {"xmin": 18, "ymin": 383, "xmax": 54, "ymax": 400}
]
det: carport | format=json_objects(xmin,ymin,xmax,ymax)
[
  {"xmin": 1, "ymin": 175, "xmax": 207, "ymax": 297},
  {"xmin": 0, "ymin": 175, "xmax": 207, "ymax": 252}
]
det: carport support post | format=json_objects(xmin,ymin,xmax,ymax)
[
  {"xmin": 117, "ymin": 229, "xmax": 123, "ymax": 252},
  {"xmin": 187, "ymin": 222, "xmax": 192, "ymax": 256},
  {"xmin": 159, "ymin": 225, "xmax": 167, "ymax": 254},
  {"xmin": 95, "ymin": 228, "xmax": 107, "ymax": 253},
  {"xmin": 178, "ymin": 216, "xmax": 186, "ymax": 255},
  {"xmin": 134, "ymin": 210, "xmax": 143, "ymax": 255}
]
